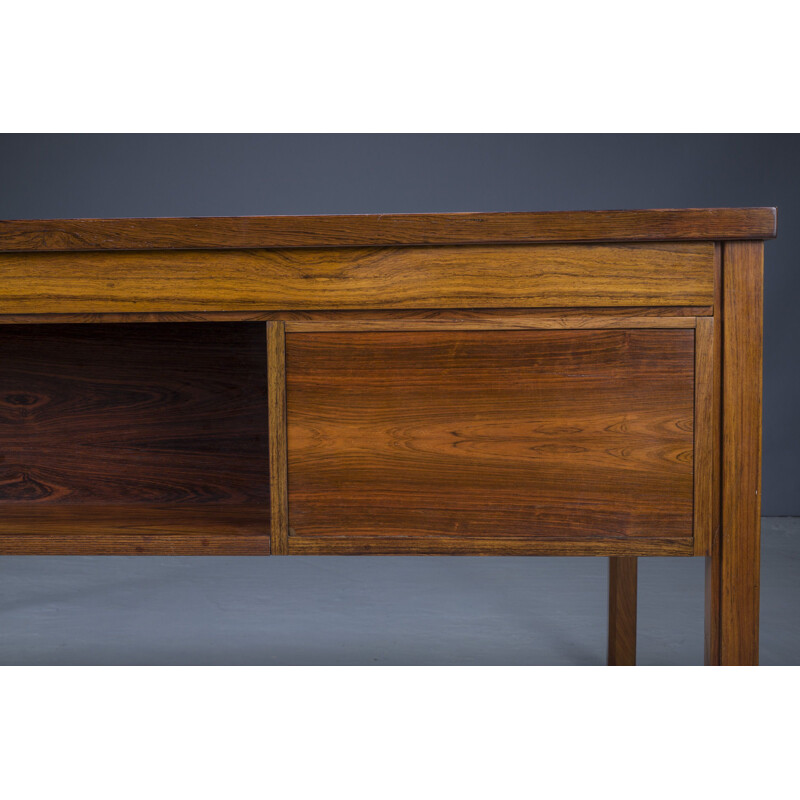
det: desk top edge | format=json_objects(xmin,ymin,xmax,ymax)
[{"xmin": 0, "ymin": 208, "xmax": 776, "ymax": 252}]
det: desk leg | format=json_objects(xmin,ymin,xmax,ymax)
[
  {"xmin": 705, "ymin": 241, "xmax": 762, "ymax": 665},
  {"xmin": 608, "ymin": 557, "xmax": 637, "ymax": 665}
]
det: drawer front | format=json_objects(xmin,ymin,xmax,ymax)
[
  {"xmin": 286, "ymin": 328, "xmax": 698, "ymax": 555},
  {"xmin": 0, "ymin": 242, "xmax": 714, "ymax": 313}
]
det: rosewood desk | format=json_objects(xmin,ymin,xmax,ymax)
[{"xmin": 0, "ymin": 208, "xmax": 776, "ymax": 665}]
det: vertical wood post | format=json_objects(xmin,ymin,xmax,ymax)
[
  {"xmin": 608, "ymin": 557, "xmax": 637, "ymax": 665},
  {"xmin": 705, "ymin": 241, "xmax": 763, "ymax": 665},
  {"xmin": 693, "ymin": 316, "xmax": 715, "ymax": 555},
  {"xmin": 267, "ymin": 322, "xmax": 289, "ymax": 555}
]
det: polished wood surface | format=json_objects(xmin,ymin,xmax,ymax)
[
  {"xmin": 0, "ymin": 505, "xmax": 268, "ymax": 555},
  {"xmin": 267, "ymin": 322, "xmax": 289, "ymax": 555},
  {"xmin": 283, "ymin": 316, "xmax": 697, "ymax": 332},
  {"xmin": 608, "ymin": 557, "xmax": 638, "ymax": 665},
  {"xmin": 0, "ymin": 306, "xmax": 713, "ymax": 326},
  {"xmin": 286, "ymin": 329, "xmax": 695, "ymax": 551},
  {"xmin": 0, "ymin": 208, "xmax": 772, "ymax": 665},
  {"xmin": 693, "ymin": 317, "xmax": 714, "ymax": 555},
  {"xmin": 706, "ymin": 241, "xmax": 763, "ymax": 665},
  {"xmin": 705, "ymin": 247, "xmax": 724, "ymax": 663},
  {"xmin": 0, "ymin": 323, "xmax": 269, "ymax": 555},
  {"xmin": 289, "ymin": 536, "xmax": 693, "ymax": 556},
  {"xmin": 0, "ymin": 208, "xmax": 776, "ymax": 251},
  {"xmin": 705, "ymin": 531, "xmax": 722, "ymax": 664},
  {"xmin": 0, "ymin": 242, "xmax": 714, "ymax": 314}
]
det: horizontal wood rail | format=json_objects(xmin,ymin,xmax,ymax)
[
  {"xmin": 0, "ymin": 242, "xmax": 714, "ymax": 313},
  {"xmin": 0, "ymin": 306, "xmax": 714, "ymax": 325},
  {"xmin": 0, "ymin": 208, "xmax": 776, "ymax": 251}
]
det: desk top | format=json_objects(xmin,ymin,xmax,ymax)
[{"xmin": 0, "ymin": 208, "xmax": 777, "ymax": 252}]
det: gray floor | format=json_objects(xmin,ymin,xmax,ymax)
[{"xmin": 1, "ymin": 518, "xmax": 797, "ymax": 665}]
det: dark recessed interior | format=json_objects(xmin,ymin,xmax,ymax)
[{"xmin": 0, "ymin": 322, "xmax": 270, "ymax": 552}]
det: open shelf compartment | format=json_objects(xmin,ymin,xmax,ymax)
[{"xmin": 0, "ymin": 323, "xmax": 270, "ymax": 554}]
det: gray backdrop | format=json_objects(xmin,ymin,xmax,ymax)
[{"xmin": 0, "ymin": 134, "xmax": 796, "ymax": 514}]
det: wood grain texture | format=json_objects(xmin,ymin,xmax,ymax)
[
  {"xmin": 286, "ymin": 330, "xmax": 695, "ymax": 548},
  {"xmin": 284, "ymin": 316, "xmax": 697, "ymax": 332},
  {"xmin": 0, "ymin": 208, "xmax": 776, "ymax": 251},
  {"xmin": 288, "ymin": 536, "xmax": 693, "ymax": 557},
  {"xmin": 693, "ymin": 317, "xmax": 714, "ymax": 555},
  {"xmin": 0, "ymin": 505, "xmax": 269, "ymax": 555},
  {"xmin": 0, "ymin": 323, "xmax": 270, "ymax": 555},
  {"xmin": 708, "ymin": 241, "xmax": 763, "ymax": 665},
  {"xmin": 705, "ymin": 245, "xmax": 724, "ymax": 663},
  {"xmin": 0, "ymin": 243, "xmax": 715, "ymax": 314},
  {"xmin": 608, "ymin": 557, "xmax": 638, "ymax": 665},
  {"xmin": 267, "ymin": 322, "xmax": 289, "ymax": 555},
  {"xmin": 712, "ymin": 245, "xmax": 723, "ymax": 544},
  {"xmin": 705, "ymin": 533, "xmax": 722, "ymax": 664},
  {"xmin": 0, "ymin": 306, "xmax": 713, "ymax": 326}
]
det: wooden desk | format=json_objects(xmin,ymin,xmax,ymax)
[{"xmin": 0, "ymin": 208, "xmax": 776, "ymax": 665}]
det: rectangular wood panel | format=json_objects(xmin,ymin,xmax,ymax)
[
  {"xmin": 0, "ymin": 323, "xmax": 270, "ymax": 555},
  {"xmin": 0, "ymin": 242, "xmax": 714, "ymax": 313},
  {"xmin": 286, "ymin": 329, "xmax": 695, "ymax": 553}
]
